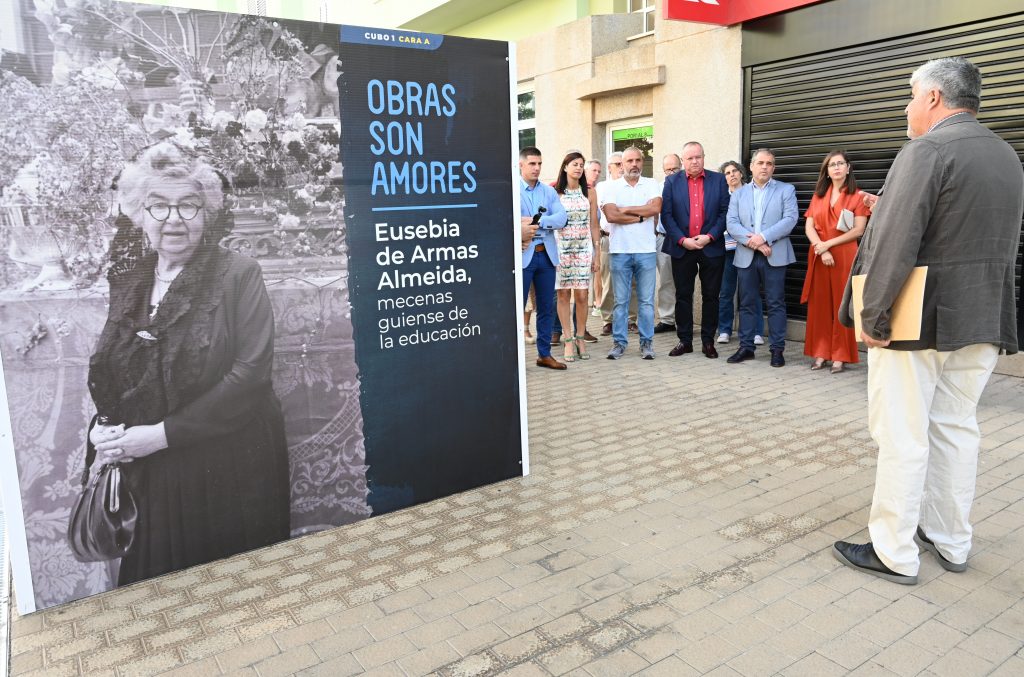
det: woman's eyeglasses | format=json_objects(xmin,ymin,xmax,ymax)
[
  {"xmin": 827, "ymin": 161, "xmax": 848, "ymax": 169},
  {"xmin": 145, "ymin": 203, "xmax": 202, "ymax": 221}
]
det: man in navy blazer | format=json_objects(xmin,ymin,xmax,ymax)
[
  {"xmin": 660, "ymin": 142, "xmax": 731, "ymax": 358},
  {"xmin": 725, "ymin": 148, "xmax": 798, "ymax": 366}
]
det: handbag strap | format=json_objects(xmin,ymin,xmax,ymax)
[
  {"xmin": 81, "ymin": 413, "xmax": 100, "ymax": 488},
  {"xmin": 107, "ymin": 465, "xmax": 121, "ymax": 513}
]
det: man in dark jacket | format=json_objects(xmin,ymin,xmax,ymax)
[
  {"xmin": 660, "ymin": 142, "xmax": 731, "ymax": 359},
  {"xmin": 833, "ymin": 57, "xmax": 1023, "ymax": 585}
]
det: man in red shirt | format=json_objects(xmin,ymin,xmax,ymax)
[{"xmin": 659, "ymin": 142, "xmax": 731, "ymax": 358}]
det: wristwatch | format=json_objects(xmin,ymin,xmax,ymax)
[{"xmin": 637, "ymin": 215, "xmax": 642, "ymax": 223}]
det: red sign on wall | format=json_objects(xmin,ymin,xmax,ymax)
[{"xmin": 664, "ymin": 0, "xmax": 823, "ymax": 26}]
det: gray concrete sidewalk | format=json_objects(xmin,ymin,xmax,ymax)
[{"xmin": 6, "ymin": 323, "xmax": 1024, "ymax": 676}]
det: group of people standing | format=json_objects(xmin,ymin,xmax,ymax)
[
  {"xmin": 523, "ymin": 55, "xmax": 1024, "ymax": 593},
  {"xmin": 519, "ymin": 141, "xmax": 869, "ymax": 371}
]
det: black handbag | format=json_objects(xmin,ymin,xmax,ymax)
[{"xmin": 67, "ymin": 420, "xmax": 138, "ymax": 562}]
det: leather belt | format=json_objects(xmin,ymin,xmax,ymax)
[
  {"xmin": 534, "ymin": 243, "xmax": 546, "ymax": 252},
  {"xmin": 600, "ymin": 231, "xmax": 610, "ymax": 237}
]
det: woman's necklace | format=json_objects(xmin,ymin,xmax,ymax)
[
  {"xmin": 150, "ymin": 266, "xmax": 182, "ymax": 317},
  {"xmin": 154, "ymin": 269, "xmax": 179, "ymax": 285}
]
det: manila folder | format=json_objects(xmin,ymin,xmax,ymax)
[{"xmin": 851, "ymin": 266, "xmax": 927, "ymax": 341}]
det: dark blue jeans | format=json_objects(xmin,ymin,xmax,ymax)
[
  {"xmin": 523, "ymin": 253, "xmax": 557, "ymax": 357},
  {"xmin": 718, "ymin": 249, "xmax": 764, "ymax": 336},
  {"xmin": 737, "ymin": 254, "xmax": 787, "ymax": 351}
]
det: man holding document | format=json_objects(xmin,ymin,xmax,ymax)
[{"xmin": 833, "ymin": 57, "xmax": 1023, "ymax": 584}]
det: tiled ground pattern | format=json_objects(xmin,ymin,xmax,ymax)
[{"xmin": 8, "ymin": 326, "xmax": 1024, "ymax": 676}]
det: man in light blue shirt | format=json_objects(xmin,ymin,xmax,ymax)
[
  {"xmin": 520, "ymin": 146, "xmax": 568, "ymax": 369},
  {"xmin": 725, "ymin": 148, "xmax": 798, "ymax": 367}
]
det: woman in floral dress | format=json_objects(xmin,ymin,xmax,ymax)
[{"xmin": 554, "ymin": 151, "xmax": 600, "ymax": 361}]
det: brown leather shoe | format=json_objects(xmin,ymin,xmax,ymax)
[
  {"xmin": 536, "ymin": 355, "xmax": 567, "ymax": 370},
  {"xmin": 702, "ymin": 343, "xmax": 719, "ymax": 358},
  {"xmin": 668, "ymin": 341, "xmax": 693, "ymax": 357},
  {"xmin": 600, "ymin": 323, "xmax": 612, "ymax": 336},
  {"xmin": 583, "ymin": 331, "xmax": 599, "ymax": 343}
]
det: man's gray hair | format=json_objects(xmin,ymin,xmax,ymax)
[
  {"xmin": 586, "ymin": 159, "xmax": 602, "ymax": 168},
  {"xmin": 681, "ymin": 141, "xmax": 704, "ymax": 155},
  {"xmin": 606, "ymin": 151, "xmax": 623, "ymax": 163},
  {"xmin": 621, "ymin": 146, "xmax": 644, "ymax": 159},
  {"xmin": 663, "ymin": 153, "xmax": 681, "ymax": 163},
  {"xmin": 751, "ymin": 148, "xmax": 775, "ymax": 161},
  {"xmin": 910, "ymin": 56, "xmax": 982, "ymax": 112}
]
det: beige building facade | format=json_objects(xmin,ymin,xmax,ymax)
[
  {"xmin": 517, "ymin": 10, "xmax": 743, "ymax": 183},
  {"xmin": 515, "ymin": 1, "xmax": 1023, "ymax": 374}
]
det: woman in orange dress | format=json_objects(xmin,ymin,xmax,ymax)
[{"xmin": 801, "ymin": 150, "xmax": 869, "ymax": 373}]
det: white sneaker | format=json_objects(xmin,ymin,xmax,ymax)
[
  {"xmin": 717, "ymin": 333, "xmax": 729, "ymax": 344},
  {"xmin": 754, "ymin": 334, "xmax": 765, "ymax": 345}
]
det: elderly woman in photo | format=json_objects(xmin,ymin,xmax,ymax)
[{"xmin": 87, "ymin": 143, "xmax": 290, "ymax": 585}]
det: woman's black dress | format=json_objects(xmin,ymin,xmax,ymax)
[{"xmin": 88, "ymin": 245, "xmax": 290, "ymax": 585}]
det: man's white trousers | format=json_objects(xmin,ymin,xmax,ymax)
[{"xmin": 866, "ymin": 343, "xmax": 999, "ymax": 576}]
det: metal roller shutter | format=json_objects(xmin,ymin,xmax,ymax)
[{"xmin": 743, "ymin": 12, "xmax": 1024, "ymax": 326}]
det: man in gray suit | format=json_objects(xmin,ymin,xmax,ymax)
[
  {"xmin": 724, "ymin": 149, "xmax": 798, "ymax": 367},
  {"xmin": 833, "ymin": 57, "xmax": 1022, "ymax": 585}
]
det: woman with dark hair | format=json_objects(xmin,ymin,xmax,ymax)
[
  {"xmin": 86, "ymin": 142, "xmax": 290, "ymax": 585},
  {"xmin": 553, "ymin": 151, "xmax": 600, "ymax": 361},
  {"xmin": 716, "ymin": 160, "xmax": 764, "ymax": 345},
  {"xmin": 801, "ymin": 149, "xmax": 869, "ymax": 373}
]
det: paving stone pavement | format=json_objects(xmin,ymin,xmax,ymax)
[{"xmin": 7, "ymin": 320, "xmax": 1024, "ymax": 676}]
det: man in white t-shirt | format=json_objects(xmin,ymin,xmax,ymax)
[{"xmin": 600, "ymin": 146, "xmax": 663, "ymax": 359}]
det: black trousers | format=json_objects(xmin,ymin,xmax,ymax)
[{"xmin": 671, "ymin": 249, "xmax": 725, "ymax": 345}]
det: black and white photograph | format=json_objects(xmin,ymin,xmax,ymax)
[
  {"xmin": 0, "ymin": 0, "xmax": 523, "ymax": 615},
  {"xmin": 0, "ymin": 0, "xmax": 368, "ymax": 612}
]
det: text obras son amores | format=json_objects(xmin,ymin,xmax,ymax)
[{"xmin": 366, "ymin": 79, "xmax": 476, "ymax": 196}]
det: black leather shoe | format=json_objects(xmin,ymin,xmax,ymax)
[
  {"xmin": 668, "ymin": 342, "xmax": 693, "ymax": 357},
  {"xmin": 702, "ymin": 343, "xmax": 718, "ymax": 358},
  {"xmin": 914, "ymin": 527, "xmax": 967, "ymax": 573},
  {"xmin": 770, "ymin": 348, "xmax": 785, "ymax": 367},
  {"xmin": 727, "ymin": 348, "xmax": 755, "ymax": 363},
  {"xmin": 653, "ymin": 322, "xmax": 676, "ymax": 334},
  {"xmin": 832, "ymin": 541, "xmax": 918, "ymax": 585}
]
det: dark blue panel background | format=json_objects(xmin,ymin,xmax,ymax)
[{"xmin": 337, "ymin": 30, "xmax": 520, "ymax": 514}]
